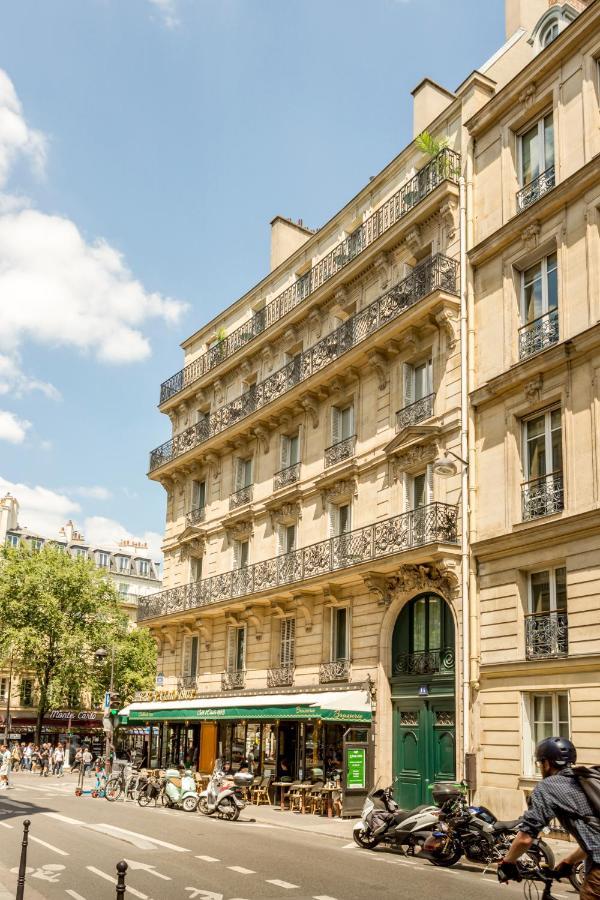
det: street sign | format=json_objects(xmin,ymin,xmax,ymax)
[
  {"xmin": 419, "ymin": 685, "xmax": 429, "ymax": 696},
  {"xmin": 156, "ymin": 673, "xmax": 164, "ymax": 686},
  {"xmin": 103, "ymin": 691, "xmax": 111, "ymax": 711},
  {"xmin": 346, "ymin": 747, "xmax": 366, "ymax": 789}
]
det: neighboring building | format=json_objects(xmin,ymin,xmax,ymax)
[
  {"xmin": 124, "ymin": 0, "xmax": 598, "ymax": 809},
  {"xmin": 0, "ymin": 493, "xmax": 161, "ymax": 745}
]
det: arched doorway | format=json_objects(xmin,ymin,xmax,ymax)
[{"xmin": 390, "ymin": 592, "xmax": 456, "ymax": 807}]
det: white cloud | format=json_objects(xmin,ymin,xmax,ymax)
[
  {"xmin": 0, "ymin": 70, "xmax": 46, "ymax": 189},
  {"xmin": 70, "ymin": 485, "xmax": 112, "ymax": 501},
  {"xmin": 147, "ymin": 0, "xmax": 180, "ymax": 28},
  {"xmin": 0, "ymin": 352, "xmax": 60, "ymax": 400},
  {"xmin": 0, "ymin": 410, "xmax": 31, "ymax": 444},
  {"xmin": 84, "ymin": 515, "xmax": 163, "ymax": 560}
]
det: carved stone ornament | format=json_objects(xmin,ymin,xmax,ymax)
[
  {"xmin": 374, "ymin": 252, "xmax": 390, "ymax": 290},
  {"xmin": 404, "ymin": 225, "xmax": 422, "ymax": 255},
  {"xmin": 167, "ymin": 409, "xmax": 178, "ymax": 429},
  {"xmin": 253, "ymin": 424, "xmax": 270, "ymax": 455},
  {"xmin": 519, "ymin": 83, "xmax": 536, "ymax": 110},
  {"xmin": 195, "ymin": 617, "xmax": 213, "ymax": 649},
  {"xmin": 204, "ymin": 451, "xmax": 221, "ymax": 481},
  {"xmin": 241, "ymin": 606, "xmax": 264, "ymax": 640},
  {"xmin": 213, "ymin": 378, "xmax": 224, "ymax": 406},
  {"xmin": 308, "ymin": 308, "xmax": 323, "ymax": 339},
  {"xmin": 521, "ymin": 221, "xmax": 541, "ymax": 251},
  {"xmin": 439, "ymin": 199, "xmax": 457, "ymax": 241},
  {"xmin": 160, "ymin": 628, "xmax": 176, "ymax": 652},
  {"xmin": 261, "ymin": 345, "xmax": 274, "ymax": 373},
  {"xmin": 362, "ymin": 573, "xmax": 394, "ymax": 607},
  {"xmin": 293, "ymin": 592, "xmax": 315, "ymax": 632},
  {"xmin": 394, "ymin": 441, "xmax": 438, "ymax": 474},
  {"xmin": 270, "ymin": 501, "xmax": 301, "ymax": 528},
  {"xmin": 178, "ymin": 537, "xmax": 205, "ymax": 562},
  {"xmin": 524, "ymin": 373, "xmax": 543, "ymax": 402},
  {"xmin": 389, "ymin": 563, "xmax": 459, "ymax": 603},
  {"xmin": 224, "ymin": 520, "xmax": 253, "ymax": 544},
  {"xmin": 321, "ymin": 478, "xmax": 358, "ymax": 507},
  {"xmin": 436, "ymin": 308, "xmax": 459, "ymax": 351},
  {"xmin": 301, "ymin": 394, "xmax": 319, "ymax": 429},
  {"xmin": 368, "ymin": 350, "xmax": 388, "ymax": 390}
]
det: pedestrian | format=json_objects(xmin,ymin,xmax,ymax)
[
  {"xmin": 53, "ymin": 743, "xmax": 64, "ymax": 777},
  {"xmin": 82, "ymin": 747, "xmax": 93, "ymax": 777},
  {"xmin": 11, "ymin": 744, "xmax": 22, "ymax": 772},
  {"xmin": 72, "ymin": 747, "xmax": 83, "ymax": 772},
  {"xmin": 0, "ymin": 745, "xmax": 10, "ymax": 790},
  {"xmin": 23, "ymin": 743, "xmax": 33, "ymax": 771},
  {"xmin": 39, "ymin": 745, "xmax": 50, "ymax": 777}
]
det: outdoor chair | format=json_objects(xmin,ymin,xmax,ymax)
[
  {"xmin": 308, "ymin": 780, "xmax": 325, "ymax": 815},
  {"xmin": 252, "ymin": 775, "xmax": 272, "ymax": 806},
  {"xmin": 285, "ymin": 780, "xmax": 302, "ymax": 811}
]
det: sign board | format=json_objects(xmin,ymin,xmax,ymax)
[
  {"xmin": 156, "ymin": 674, "xmax": 164, "ymax": 686},
  {"xmin": 346, "ymin": 748, "xmax": 366, "ymax": 790},
  {"xmin": 104, "ymin": 692, "xmax": 111, "ymax": 712}
]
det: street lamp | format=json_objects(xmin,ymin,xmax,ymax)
[
  {"xmin": 95, "ymin": 647, "xmax": 116, "ymax": 771},
  {"xmin": 432, "ymin": 449, "xmax": 468, "ymax": 478}
]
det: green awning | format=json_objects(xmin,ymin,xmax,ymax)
[{"xmin": 127, "ymin": 704, "xmax": 371, "ymax": 723}]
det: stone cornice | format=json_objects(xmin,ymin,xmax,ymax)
[
  {"xmin": 472, "ymin": 507, "xmax": 600, "ymax": 561},
  {"xmin": 479, "ymin": 651, "xmax": 600, "ymax": 681}
]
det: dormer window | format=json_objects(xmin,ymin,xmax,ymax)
[
  {"xmin": 540, "ymin": 18, "xmax": 559, "ymax": 47},
  {"xmin": 116, "ymin": 555, "xmax": 129, "ymax": 573},
  {"xmin": 532, "ymin": 6, "xmax": 577, "ymax": 54},
  {"xmin": 72, "ymin": 546, "xmax": 87, "ymax": 560},
  {"xmin": 96, "ymin": 551, "xmax": 110, "ymax": 568},
  {"xmin": 137, "ymin": 559, "xmax": 150, "ymax": 577}
]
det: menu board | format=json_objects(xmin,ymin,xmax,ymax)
[{"xmin": 346, "ymin": 747, "xmax": 366, "ymax": 790}]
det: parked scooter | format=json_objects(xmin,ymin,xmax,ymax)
[
  {"xmin": 198, "ymin": 760, "xmax": 254, "ymax": 821},
  {"xmin": 353, "ymin": 777, "xmax": 440, "ymax": 852},
  {"xmin": 163, "ymin": 766, "xmax": 199, "ymax": 812}
]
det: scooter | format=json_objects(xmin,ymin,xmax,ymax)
[
  {"xmin": 198, "ymin": 760, "xmax": 254, "ymax": 821},
  {"xmin": 163, "ymin": 767, "xmax": 199, "ymax": 812},
  {"xmin": 353, "ymin": 777, "xmax": 440, "ymax": 852}
]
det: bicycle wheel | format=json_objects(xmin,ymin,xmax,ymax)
[
  {"xmin": 138, "ymin": 785, "xmax": 152, "ymax": 807},
  {"xmin": 104, "ymin": 777, "xmax": 123, "ymax": 802},
  {"xmin": 160, "ymin": 790, "xmax": 172, "ymax": 808}
]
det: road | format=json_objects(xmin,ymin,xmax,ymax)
[{"xmin": 0, "ymin": 772, "xmax": 576, "ymax": 900}]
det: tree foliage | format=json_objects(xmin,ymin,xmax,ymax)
[{"xmin": 0, "ymin": 543, "xmax": 156, "ymax": 739}]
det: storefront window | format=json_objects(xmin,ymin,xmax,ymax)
[
  {"xmin": 231, "ymin": 722, "xmax": 245, "ymax": 769},
  {"xmin": 262, "ymin": 724, "xmax": 277, "ymax": 771}
]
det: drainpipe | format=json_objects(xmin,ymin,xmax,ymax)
[{"xmin": 459, "ymin": 173, "xmax": 470, "ymax": 778}]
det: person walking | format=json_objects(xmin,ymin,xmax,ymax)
[
  {"xmin": 72, "ymin": 747, "xmax": 83, "ymax": 772},
  {"xmin": 82, "ymin": 747, "xmax": 93, "ymax": 777},
  {"xmin": 498, "ymin": 737, "xmax": 600, "ymax": 900},
  {"xmin": 53, "ymin": 744, "xmax": 65, "ymax": 777},
  {"xmin": 39, "ymin": 745, "xmax": 50, "ymax": 777},
  {"xmin": 0, "ymin": 745, "xmax": 10, "ymax": 789}
]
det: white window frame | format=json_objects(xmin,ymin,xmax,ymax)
[
  {"xmin": 518, "ymin": 112, "xmax": 554, "ymax": 187},
  {"xmin": 277, "ymin": 523, "xmax": 296, "ymax": 556},
  {"xmin": 280, "ymin": 432, "xmax": 300, "ymax": 470},
  {"xmin": 137, "ymin": 559, "xmax": 150, "ymax": 577},
  {"xmin": 403, "ymin": 464, "xmax": 434, "ymax": 512},
  {"xmin": 193, "ymin": 479, "xmax": 206, "ymax": 510},
  {"xmin": 522, "ymin": 407, "xmax": 562, "ymax": 482},
  {"xmin": 19, "ymin": 678, "xmax": 33, "ymax": 707},
  {"xmin": 182, "ymin": 634, "xmax": 200, "ymax": 678},
  {"xmin": 72, "ymin": 546, "xmax": 87, "ymax": 560},
  {"xmin": 520, "ymin": 253, "xmax": 558, "ymax": 325},
  {"xmin": 280, "ymin": 617, "xmax": 296, "ymax": 667},
  {"xmin": 6, "ymin": 534, "xmax": 19, "ymax": 548},
  {"xmin": 331, "ymin": 606, "xmax": 350, "ymax": 662},
  {"xmin": 190, "ymin": 556, "xmax": 203, "ymax": 582},
  {"xmin": 403, "ymin": 359, "xmax": 433, "ymax": 407},
  {"xmin": 528, "ymin": 566, "xmax": 567, "ymax": 614},
  {"xmin": 331, "ymin": 404, "xmax": 354, "ymax": 445},
  {"xmin": 522, "ymin": 691, "xmax": 570, "ymax": 777},
  {"xmin": 0, "ymin": 677, "xmax": 8, "ymax": 701},
  {"xmin": 235, "ymin": 457, "xmax": 253, "ymax": 491},
  {"xmin": 234, "ymin": 539, "xmax": 250, "ymax": 570},
  {"xmin": 328, "ymin": 501, "xmax": 352, "ymax": 537},
  {"xmin": 116, "ymin": 555, "xmax": 129, "ymax": 573},
  {"xmin": 226, "ymin": 625, "xmax": 246, "ymax": 673}
]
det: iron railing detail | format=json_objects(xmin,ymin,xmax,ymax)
[
  {"xmin": 519, "ymin": 309, "xmax": 559, "ymax": 359},
  {"xmin": 517, "ymin": 165, "xmax": 556, "ymax": 212},
  {"xmin": 273, "ymin": 462, "xmax": 300, "ymax": 491},
  {"xmin": 319, "ymin": 659, "xmax": 351, "ymax": 683},
  {"xmin": 396, "ymin": 393, "xmax": 435, "ymax": 431},
  {"xmin": 324, "ymin": 435, "xmax": 356, "ymax": 468},
  {"xmin": 521, "ymin": 471, "xmax": 564, "ymax": 520},
  {"xmin": 149, "ymin": 253, "xmax": 459, "ymax": 471},
  {"xmin": 229, "ymin": 486, "xmax": 253, "ymax": 510},
  {"xmin": 525, "ymin": 610, "xmax": 568, "ymax": 659},
  {"xmin": 267, "ymin": 666, "xmax": 295, "ymax": 688},
  {"xmin": 178, "ymin": 675, "xmax": 201, "ymax": 690},
  {"xmin": 186, "ymin": 506, "xmax": 206, "ymax": 527},
  {"xmin": 158, "ymin": 150, "xmax": 461, "ymax": 404},
  {"xmin": 138, "ymin": 503, "xmax": 458, "ymax": 621},
  {"xmin": 222, "ymin": 670, "xmax": 246, "ymax": 691},
  {"xmin": 393, "ymin": 647, "xmax": 455, "ymax": 676}
]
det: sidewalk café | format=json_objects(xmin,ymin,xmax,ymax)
[
  {"xmin": 0, "ymin": 709, "xmax": 105, "ymax": 754},
  {"xmin": 116, "ymin": 690, "xmax": 372, "ymax": 779}
]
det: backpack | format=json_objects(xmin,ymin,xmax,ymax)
[{"xmin": 572, "ymin": 766, "xmax": 600, "ymax": 831}]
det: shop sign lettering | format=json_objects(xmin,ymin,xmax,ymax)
[
  {"xmin": 346, "ymin": 748, "xmax": 366, "ymax": 790},
  {"xmin": 47, "ymin": 710, "xmax": 101, "ymax": 721}
]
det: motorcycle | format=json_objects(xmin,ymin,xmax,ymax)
[
  {"xmin": 198, "ymin": 760, "xmax": 254, "ymax": 821},
  {"xmin": 162, "ymin": 767, "xmax": 199, "ymax": 812},
  {"xmin": 422, "ymin": 783, "xmax": 555, "ymax": 869},
  {"xmin": 353, "ymin": 777, "xmax": 440, "ymax": 852}
]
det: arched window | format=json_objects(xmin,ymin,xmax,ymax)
[
  {"xmin": 540, "ymin": 18, "xmax": 559, "ymax": 47},
  {"xmin": 391, "ymin": 593, "xmax": 455, "ymax": 676}
]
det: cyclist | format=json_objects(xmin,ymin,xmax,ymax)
[{"xmin": 498, "ymin": 737, "xmax": 600, "ymax": 899}]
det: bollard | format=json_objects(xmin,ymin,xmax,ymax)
[
  {"xmin": 16, "ymin": 819, "xmax": 31, "ymax": 900},
  {"xmin": 115, "ymin": 859, "xmax": 128, "ymax": 897}
]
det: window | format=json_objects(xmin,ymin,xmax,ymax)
[
  {"xmin": 522, "ymin": 253, "xmax": 558, "ymax": 325},
  {"xmin": 116, "ymin": 555, "xmax": 129, "ymax": 573},
  {"xmin": 280, "ymin": 432, "xmax": 300, "ymax": 469},
  {"xmin": 524, "ymin": 692, "xmax": 569, "ymax": 775},
  {"xmin": 331, "ymin": 607, "xmax": 350, "ymax": 661},
  {"xmin": 234, "ymin": 540, "xmax": 249, "ymax": 569},
  {"xmin": 529, "ymin": 567, "xmax": 566, "ymax": 615},
  {"xmin": 540, "ymin": 18, "xmax": 559, "ymax": 47},
  {"xmin": 137, "ymin": 559, "xmax": 150, "ymax": 577},
  {"xmin": 329, "ymin": 502, "xmax": 352, "ymax": 537},
  {"xmin": 519, "ymin": 113, "xmax": 554, "ymax": 187},
  {"xmin": 278, "ymin": 523, "xmax": 296, "ymax": 555},
  {"xmin": 191, "ymin": 557, "xmax": 203, "ymax": 582},
  {"xmin": 236, "ymin": 458, "xmax": 253, "ymax": 490},
  {"xmin": 72, "ymin": 546, "xmax": 87, "ymax": 560},
  {"xmin": 183, "ymin": 635, "xmax": 199, "ymax": 679},
  {"xmin": 331, "ymin": 405, "xmax": 354, "ymax": 444},
  {"xmin": 226, "ymin": 626, "xmax": 246, "ymax": 672},
  {"xmin": 118, "ymin": 583, "xmax": 129, "ymax": 596},
  {"xmin": 96, "ymin": 551, "xmax": 110, "ymax": 568},
  {"xmin": 526, "ymin": 567, "xmax": 568, "ymax": 658},
  {"xmin": 403, "ymin": 359, "xmax": 433, "ymax": 406},
  {"xmin": 524, "ymin": 408, "xmax": 562, "ymax": 482},
  {"xmin": 30, "ymin": 538, "xmax": 43, "ymax": 552},
  {"xmin": 405, "ymin": 466, "xmax": 434, "ymax": 511},
  {"xmin": 280, "ymin": 618, "xmax": 296, "ymax": 667},
  {"xmin": 6, "ymin": 533, "xmax": 19, "ymax": 548},
  {"xmin": 19, "ymin": 679, "xmax": 33, "ymax": 707},
  {"xmin": 0, "ymin": 678, "xmax": 8, "ymax": 701},
  {"xmin": 193, "ymin": 479, "xmax": 206, "ymax": 510}
]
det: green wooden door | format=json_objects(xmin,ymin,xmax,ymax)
[{"xmin": 393, "ymin": 700, "xmax": 455, "ymax": 807}]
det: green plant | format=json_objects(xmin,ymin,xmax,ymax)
[
  {"xmin": 216, "ymin": 326, "xmax": 227, "ymax": 343},
  {"xmin": 415, "ymin": 130, "xmax": 449, "ymax": 158}
]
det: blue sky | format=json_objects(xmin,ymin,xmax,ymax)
[{"xmin": 0, "ymin": 0, "xmax": 504, "ymax": 557}]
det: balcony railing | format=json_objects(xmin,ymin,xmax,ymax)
[
  {"xmin": 186, "ymin": 506, "xmax": 206, "ymax": 528},
  {"xmin": 396, "ymin": 393, "xmax": 435, "ymax": 431},
  {"xmin": 230, "ymin": 485, "xmax": 253, "ymax": 510},
  {"xmin": 158, "ymin": 150, "xmax": 461, "ymax": 405},
  {"xmin": 273, "ymin": 462, "xmax": 300, "ymax": 491},
  {"xmin": 517, "ymin": 165, "xmax": 556, "ymax": 212},
  {"xmin": 324, "ymin": 435, "xmax": 356, "ymax": 468},
  {"xmin": 178, "ymin": 674, "xmax": 201, "ymax": 690},
  {"xmin": 521, "ymin": 471, "xmax": 564, "ymax": 520},
  {"xmin": 138, "ymin": 502, "xmax": 458, "ymax": 621},
  {"xmin": 519, "ymin": 309, "xmax": 559, "ymax": 360},
  {"xmin": 222, "ymin": 670, "xmax": 246, "ymax": 691},
  {"xmin": 392, "ymin": 647, "xmax": 455, "ymax": 676},
  {"xmin": 267, "ymin": 666, "xmax": 295, "ymax": 688},
  {"xmin": 149, "ymin": 253, "xmax": 459, "ymax": 472},
  {"xmin": 525, "ymin": 610, "xmax": 568, "ymax": 659},
  {"xmin": 319, "ymin": 659, "xmax": 351, "ymax": 683}
]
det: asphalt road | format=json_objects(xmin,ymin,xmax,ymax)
[{"xmin": 0, "ymin": 773, "xmax": 577, "ymax": 900}]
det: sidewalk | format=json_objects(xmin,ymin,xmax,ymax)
[{"xmin": 246, "ymin": 802, "xmax": 357, "ymax": 840}]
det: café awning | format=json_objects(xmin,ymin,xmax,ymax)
[{"xmin": 118, "ymin": 690, "xmax": 372, "ymax": 724}]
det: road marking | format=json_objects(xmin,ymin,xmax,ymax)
[
  {"xmin": 29, "ymin": 836, "xmax": 69, "ymax": 856},
  {"xmin": 266, "ymin": 880, "xmax": 299, "ymax": 890},
  {"xmin": 228, "ymin": 866, "xmax": 255, "ymax": 875},
  {"xmin": 89, "ymin": 824, "xmax": 157, "ymax": 850},
  {"xmin": 66, "ymin": 891, "xmax": 87, "ymax": 899},
  {"xmin": 195, "ymin": 855, "xmax": 220, "ymax": 862},
  {"xmin": 341, "ymin": 843, "xmax": 357, "ymax": 849},
  {"xmin": 124, "ymin": 859, "xmax": 172, "ymax": 880},
  {"xmin": 0, "ymin": 822, "xmax": 13, "ymax": 828},
  {"xmin": 0, "ymin": 798, "xmax": 33, "ymax": 807},
  {"xmin": 87, "ymin": 867, "xmax": 149, "ymax": 899},
  {"xmin": 94, "ymin": 823, "xmax": 189, "ymax": 852},
  {"xmin": 43, "ymin": 812, "xmax": 85, "ymax": 826},
  {"xmin": 314, "ymin": 896, "xmax": 339, "ymax": 900}
]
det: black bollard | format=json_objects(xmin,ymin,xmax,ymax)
[
  {"xmin": 116, "ymin": 859, "xmax": 128, "ymax": 897},
  {"xmin": 16, "ymin": 819, "xmax": 31, "ymax": 900}
]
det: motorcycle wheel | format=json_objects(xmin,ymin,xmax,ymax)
[
  {"xmin": 430, "ymin": 841, "xmax": 463, "ymax": 867},
  {"xmin": 520, "ymin": 841, "xmax": 556, "ymax": 871},
  {"xmin": 197, "ymin": 797, "xmax": 214, "ymax": 816},
  {"xmin": 104, "ymin": 778, "xmax": 122, "ymax": 802},
  {"xmin": 182, "ymin": 795, "xmax": 199, "ymax": 812},
  {"xmin": 353, "ymin": 828, "xmax": 381, "ymax": 850},
  {"xmin": 569, "ymin": 860, "xmax": 584, "ymax": 893},
  {"xmin": 217, "ymin": 798, "xmax": 240, "ymax": 821}
]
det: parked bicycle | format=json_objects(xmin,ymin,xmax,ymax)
[{"xmin": 105, "ymin": 761, "xmax": 145, "ymax": 802}]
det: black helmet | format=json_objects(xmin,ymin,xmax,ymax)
[{"xmin": 535, "ymin": 736, "xmax": 577, "ymax": 768}]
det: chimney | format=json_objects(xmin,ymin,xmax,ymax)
[
  {"xmin": 411, "ymin": 78, "xmax": 455, "ymax": 140},
  {"xmin": 505, "ymin": 0, "xmax": 552, "ymax": 38},
  {"xmin": 270, "ymin": 216, "xmax": 313, "ymax": 271},
  {"xmin": 0, "ymin": 493, "xmax": 19, "ymax": 541},
  {"xmin": 63, "ymin": 519, "xmax": 75, "ymax": 542}
]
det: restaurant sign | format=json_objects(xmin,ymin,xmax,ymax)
[
  {"xmin": 47, "ymin": 710, "xmax": 103, "ymax": 721},
  {"xmin": 346, "ymin": 748, "xmax": 366, "ymax": 790},
  {"xmin": 127, "ymin": 705, "xmax": 372, "ymax": 723}
]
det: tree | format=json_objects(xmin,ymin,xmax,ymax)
[{"xmin": 0, "ymin": 543, "xmax": 156, "ymax": 741}]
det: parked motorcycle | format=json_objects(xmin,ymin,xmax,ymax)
[
  {"xmin": 352, "ymin": 777, "xmax": 440, "ymax": 852},
  {"xmin": 162, "ymin": 767, "xmax": 199, "ymax": 812},
  {"xmin": 198, "ymin": 760, "xmax": 254, "ymax": 821}
]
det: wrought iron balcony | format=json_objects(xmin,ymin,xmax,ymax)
[
  {"xmin": 392, "ymin": 647, "xmax": 455, "ymax": 676},
  {"xmin": 229, "ymin": 485, "xmax": 253, "ymax": 510},
  {"xmin": 517, "ymin": 165, "xmax": 555, "ymax": 212},
  {"xmin": 320, "ymin": 659, "xmax": 351, "ymax": 683},
  {"xmin": 178, "ymin": 675, "xmax": 201, "ymax": 691},
  {"xmin": 396, "ymin": 393, "xmax": 435, "ymax": 431},
  {"xmin": 274, "ymin": 462, "xmax": 300, "ymax": 491},
  {"xmin": 521, "ymin": 471, "xmax": 564, "ymax": 520},
  {"xmin": 325, "ymin": 435, "xmax": 356, "ymax": 468},
  {"xmin": 138, "ymin": 502, "xmax": 458, "ymax": 621},
  {"xmin": 222, "ymin": 670, "xmax": 246, "ymax": 691},
  {"xmin": 519, "ymin": 309, "xmax": 559, "ymax": 360},
  {"xmin": 149, "ymin": 253, "xmax": 459, "ymax": 472},
  {"xmin": 186, "ymin": 506, "xmax": 206, "ymax": 528},
  {"xmin": 525, "ymin": 610, "xmax": 568, "ymax": 659},
  {"xmin": 267, "ymin": 666, "xmax": 295, "ymax": 688},
  {"xmin": 158, "ymin": 150, "xmax": 461, "ymax": 405}
]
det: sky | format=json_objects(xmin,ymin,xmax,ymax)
[{"xmin": 0, "ymin": 0, "xmax": 505, "ymax": 560}]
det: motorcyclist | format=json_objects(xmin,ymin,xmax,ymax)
[{"xmin": 498, "ymin": 737, "xmax": 600, "ymax": 899}]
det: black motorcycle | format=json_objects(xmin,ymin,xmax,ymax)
[{"xmin": 353, "ymin": 777, "xmax": 440, "ymax": 852}]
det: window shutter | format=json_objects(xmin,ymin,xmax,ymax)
[
  {"xmin": 280, "ymin": 435, "xmax": 290, "ymax": 470},
  {"xmin": 182, "ymin": 635, "xmax": 192, "ymax": 677},
  {"xmin": 331, "ymin": 407, "xmax": 340, "ymax": 445},
  {"xmin": 403, "ymin": 472, "xmax": 411, "ymax": 512},
  {"xmin": 233, "ymin": 541, "xmax": 241, "ymax": 569},
  {"xmin": 426, "ymin": 463, "xmax": 434, "ymax": 504},
  {"xmin": 348, "ymin": 405, "xmax": 355, "ymax": 438},
  {"xmin": 234, "ymin": 459, "xmax": 244, "ymax": 491},
  {"xmin": 403, "ymin": 364, "xmax": 415, "ymax": 406},
  {"xmin": 239, "ymin": 626, "xmax": 247, "ymax": 670},
  {"xmin": 226, "ymin": 627, "xmax": 236, "ymax": 672},
  {"xmin": 328, "ymin": 503, "xmax": 337, "ymax": 537},
  {"xmin": 277, "ymin": 525, "xmax": 284, "ymax": 557},
  {"xmin": 426, "ymin": 359, "xmax": 433, "ymax": 395},
  {"xmin": 280, "ymin": 618, "xmax": 296, "ymax": 666}
]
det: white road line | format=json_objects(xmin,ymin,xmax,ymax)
[
  {"xmin": 195, "ymin": 855, "xmax": 220, "ymax": 862},
  {"xmin": 266, "ymin": 880, "xmax": 299, "ymax": 889},
  {"xmin": 314, "ymin": 895, "xmax": 339, "ymax": 900},
  {"xmin": 0, "ymin": 798, "xmax": 33, "ymax": 807},
  {"xmin": 94, "ymin": 823, "xmax": 189, "ymax": 852},
  {"xmin": 87, "ymin": 867, "xmax": 149, "ymax": 900},
  {"xmin": 228, "ymin": 866, "xmax": 255, "ymax": 874},
  {"xmin": 0, "ymin": 822, "xmax": 13, "ymax": 828},
  {"xmin": 29, "ymin": 835, "xmax": 69, "ymax": 856},
  {"xmin": 341, "ymin": 843, "xmax": 357, "ymax": 849},
  {"xmin": 65, "ymin": 891, "xmax": 87, "ymax": 899},
  {"xmin": 43, "ymin": 812, "xmax": 85, "ymax": 826}
]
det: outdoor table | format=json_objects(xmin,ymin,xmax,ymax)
[
  {"xmin": 271, "ymin": 781, "xmax": 290, "ymax": 810},
  {"xmin": 318, "ymin": 786, "xmax": 338, "ymax": 818},
  {"xmin": 297, "ymin": 782, "xmax": 312, "ymax": 814}
]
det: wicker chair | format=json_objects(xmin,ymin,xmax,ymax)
[{"xmin": 252, "ymin": 775, "xmax": 273, "ymax": 806}]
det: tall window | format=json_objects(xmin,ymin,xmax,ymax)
[
  {"xmin": 137, "ymin": 559, "xmax": 150, "ymax": 576},
  {"xmin": 404, "ymin": 359, "xmax": 433, "ymax": 406},
  {"xmin": 329, "ymin": 502, "xmax": 351, "ymax": 537},
  {"xmin": 529, "ymin": 567, "xmax": 566, "ymax": 615},
  {"xmin": 235, "ymin": 457, "xmax": 253, "ymax": 490},
  {"xmin": 116, "ymin": 555, "xmax": 129, "ymax": 573},
  {"xmin": 0, "ymin": 678, "xmax": 8, "ymax": 701},
  {"xmin": 96, "ymin": 551, "xmax": 110, "ymax": 568},
  {"xmin": 6, "ymin": 533, "xmax": 19, "ymax": 548},
  {"xmin": 191, "ymin": 557, "xmax": 203, "ymax": 582},
  {"xmin": 331, "ymin": 405, "xmax": 354, "ymax": 444},
  {"xmin": 193, "ymin": 479, "xmax": 206, "ymax": 510},
  {"xmin": 226, "ymin": 626, "xmax": 246, "ymax": 673},
  {"xmin": 278, "ymin": 523, "xmax": 296, "ymax": 555},
  {"xmin": 183, "ymin": 634, "xmax": 199, "ymax": 679},
  {"xmin": 280, "ymin": 618, "xmax": 296, "ymax": 667},
  {"xmin": 331, "ymin": 607, "xmax": 349, "ymax": 661},
  {"xmin": 405, "ymin": 466, "xmax": 433, "ymax": 511},
  {"xmin": 19, "ymin": 679, "xmax": 33, "ymax": 707},
  {"xmin": 524, "ymin": 692, "xmax": 569, "ymax": 775},
  {"xmin": 526, "ymin": 567, "xmax": 568, "ymax": 659},
  {"xmin": 524, "ymin": 408, "xmax": 562, "ymax": 482},
  {"xmin": 520, "ymin": 113, "xmax": 554, "ymax": 187},
  {"xmin": 280, "ymin": 432, "xmax": 300, "ymax": 469},
  {"xmin": 522, "ymin": 254, "xmax": 558, "ymax": 326},
  {"xmin": 234, "ymin": 540, "xmax": 249, "ymax": 569}
]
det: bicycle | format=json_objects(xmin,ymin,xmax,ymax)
[
  {"xmin": 499, "ymin": 863, "xmax": 562, "ymax": 900},
  {"xmin": 137, "ymin": 774, "xmax": 163, "ymax": 807},
  {"xmin": 104, "ymin": 764, "xmax": 144, "ymax": 802}
]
